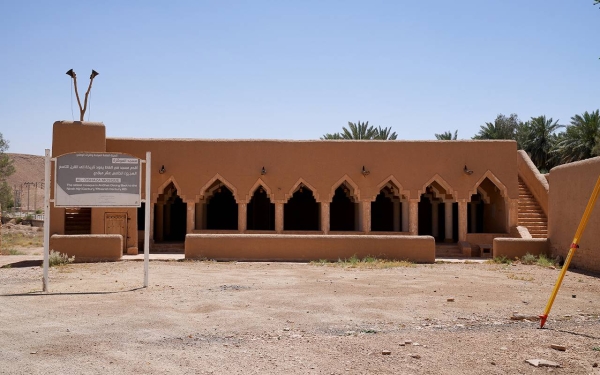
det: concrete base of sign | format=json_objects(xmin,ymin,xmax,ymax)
[
  {"xmin": 185, "ymin": 234, "xmax": 435, "ymax": 263},
  {"xmin": 50, "ymin": 234, "xmax": 122, "ymax": 262}
]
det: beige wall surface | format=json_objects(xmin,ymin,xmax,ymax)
[
  {"xmin": 50, "ymin": 234, "xmax": 122, "ymax": 262},
  {"xmin": 106, "ymin": 138, "xmax": 518, "ymax": 204},
  {"xmin": 493, "ymin": 238, "xmax": 548, "ymax": 259},
  {"xmin": 185, "ymin": 234, "xmax": 435, "ymax": 263},
  {"xmin": 548, "ymin": 157, "xmax": 600, "ymax": 273}
]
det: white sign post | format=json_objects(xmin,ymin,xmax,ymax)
[
  {"xmin": 43, "ymin": 149, "xmax": 50, "ymax": 292},
  {"xmin": 43, "ymin": 151, "xmax": 150, "ymax": 292},
  {"xmin": 144, "ymin": 151, "xmax": 151, "ymax": 287}
]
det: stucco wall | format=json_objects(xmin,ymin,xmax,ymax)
[
  {"xmin": 548, "ymin": 157, "xmax": 600, "ymax": 273},
  {"xmin": 493, "ymin": 238, "xmax": 548, "ymax": 259},
  {"xmin": 106, "ymin": 138, "xmax": 518, "ymax": 205},
  {"xmin": 185, "ymin": 234, "xmax": 435, "ymax": 263},
  {"xmin": 50, "ymin": 234, "xmax": 122, "ymax": 262}
]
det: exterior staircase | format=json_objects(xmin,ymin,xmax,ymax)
[
  {"xmin": 518, "ymin": 177, "xmax": 548, "ymax": 238},
  {"xmin": 435, "ymin": 243, "xmax": 463, "ymax": 258}
]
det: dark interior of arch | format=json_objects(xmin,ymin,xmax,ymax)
[
  {"xmin": 371, "ymin": 190, "xmax": 399, "ymax": 232},
  {"xmin": 468, "ymin": 193, "xmax": 485, "ymax": 233},
  {"xmin": 418, "ymin": 194, "xmax": 433, "ymax": 236},
  {"xmin": 206, "ymin": 185, "xmax": 238, "ymax": 230},
  {"xmin": 247, "ymin": 187, "xmax": 275, "ymax": 230},
  {"xmin": 330, "ymin": 186, "xmax": 357, "ymax": 231},
  {"xmin": 155, "ymin": 183, "xmax": 187, "ymax": 241},
  {"xmin": 284, "ymin": 186, "xmax": 319, "ymax": 230}
]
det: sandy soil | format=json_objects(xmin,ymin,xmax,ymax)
[{"xmin": 1, "ymin": 257, "xmax": 599, "ymax": 374}]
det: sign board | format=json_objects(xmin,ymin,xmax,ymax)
[{"xmin": 55, "ymin": 153, "xmax": 141, "ymax": 207}]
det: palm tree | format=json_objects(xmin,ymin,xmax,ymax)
[
  {"xmin": 321, "ymin": 121, "xmax": 397, "ymax": 140},
  {"xmin": 472, "ymin": 114, "xmax": 519, "ymax": 140},
  {"xmin": 435, "ymin": 130, "xmax": 458, "ymax": 140},
  {"xmin": 341, "ymin": 121, "xmax": 377, "ymax": 140},
  {"xmin": 520, "ymin": 116, "xmax": 563, "ymax": 172},
  {"xmin": 552, "ymin": 110, "xmax": 600, "ymax": 164},
  {"xmin": 321, "ymin": 132, "xmax": 343, "ymax": 140},
  {"xmin": 375, "ymin": 126, "xmax": 398, "ymax": 140}
]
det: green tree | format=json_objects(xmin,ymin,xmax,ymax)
[
  {"xmin": 520, "ymin": 116, "xmax": 563, "ymax": 172},
  {"xmin": 472, "ymin": 114, "xmax": 520, "ymax": 140},
  {"xmin": 0, "ymin": 181, "xmax": 13, "ymax": 210},
  {"xmin": 435, "ymin": 130, "xmax": 458, "ymax": 140},
  {"xmin": 0, "ymin": 132, "xmax": 15, "ymax": 211},
  {"xmin": 552, "ymin": 110, "xmax": 600, "ymax": 164},
  {"xmin": 374, "ymin": 126, "xmax": 398, "ymax": 140},
  {"xmin": 321, "ymin": 121, "xmax": 397, "ymax": 140}
]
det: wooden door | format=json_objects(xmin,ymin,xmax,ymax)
[{"xmin": 105, "ymin": 213, "xmax": 127, "ymax": 252}]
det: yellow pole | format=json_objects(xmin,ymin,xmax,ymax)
[{"xmin": 540, "ymin": 175, "xmax": 600, "ymax": 328}]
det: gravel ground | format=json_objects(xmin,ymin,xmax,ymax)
[{"xmin": 1, "ymin": 258, "xmax": 599, "ymax": 374}]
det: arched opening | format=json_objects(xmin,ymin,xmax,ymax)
[
  {"xmin": 418, "ymin": 182, "xmax": 457, "ymax": 242},
  {"xmin": 330, "ymin": 183, "xmax": 358, "ymax": 231},
  {"xmin": 468, "ymin": 178, "xmax": 507, "ymax": 233},
  {"xmin": 247, "ymin": 186, "xmax": 275, "ymax": 230},
  {"xmin": 154, "ymin": 182, "xmax": 187, "ymax": 242},
  {"xmin": 206, "ymin": 183, "xmax": 238, "ymax": 230},
  {"xmin": 418, "ymin": 193, "xmax": 433, "ymax": 236},
  {"xmin": 284, "ymin": 185, "xmax": 319, "ymax": 231},
  {"xmin": 371, "ymin": 184, "xmax": 403, "ymax": 232}
]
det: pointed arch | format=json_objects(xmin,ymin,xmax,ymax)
[
  {"xmin": 467, "ymin": 170, "xmax": 508, "ymax": 200},
  {"xmin": 199, "ymin": 174, "xmax": 239, "ymax": 202},
  {"xmin": 418, "ymin": 174, "xmax": 455, "ymax": 201},
  {"xmin": 330, "ymin": 175, "xmax": 360, "ymax": 202},
  {"xmin": 475, "ymin": 187, "xmax": 491, "ymax": 204},
  {"xmin": 152, "ymin": 176, "xmax": 185, "ymax": 204},
  {"xmin": 245, "ymin": 178, "xmax": 274, "ymax": 204},
  {"xmin": 286, "ymin": 178, "xmax": 320, "ymax": 202},
  {"xmin": 374, "ymin": 175, "xmax": 408, "ymax": 201}
]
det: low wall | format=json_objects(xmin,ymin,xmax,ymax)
[
  {"xmin": 466, "ymin": 233, "xmax": 511, "ymax": 246},
  {"xmin": 185, "ymin": 234, "xmax": 435, "ymax": 263},
  {"xmin": 50, "ymin": 234, "xmax": 122, "ymax": 262},
  {"xmin": 493, "ymin": 238, "xmax": 549, "ymax": 259},
  {"xmin": 549, "ymin": 157, "xmax": 600, "ymax": 273},
  {"xmin": 517, "ymin": 150, "xmax": 549, "ymax": 216}
]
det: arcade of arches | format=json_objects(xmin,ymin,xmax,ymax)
[{"xmin": 150, "ymin": 177, "xmax": 509, "ymax": 246}]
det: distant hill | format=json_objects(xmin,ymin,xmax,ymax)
[{"xmin": 5, "ymin": 153, "xmax": 45, "ymax": 212}]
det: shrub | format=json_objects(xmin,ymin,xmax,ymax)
[
  {"xmin": 521, "ymin": 253, "xmax": 537, "ymax": 265},
  {"xmin": 48, "ymin": 250, "xmax": 75, "ymax": 266},
  {"xmin": 536, "ymin": 254, "xmax": 556, "ymax": 267}
]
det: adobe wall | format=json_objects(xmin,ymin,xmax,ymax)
[
  {"xmin": 185, "ymin": 234, "xmax": 435, "ymax": 263},
  {"xmin": 493, "ymin": 238, "xmax": 548, "ymax": 259},
  {"xmin": 548, "ymin": 157, "xmax": 600, "ymax": 273},
  {"xmin": 50, "ymin": 234, "xmax": 122, "ymax": 262},
  {"xmin": 106, "ymin": 138, "xmax": 518, "ymax": 204}
]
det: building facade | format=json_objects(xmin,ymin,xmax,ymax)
[{"xmin": 50, "ymin": 121, "xmax": 520, "ymax": 258}]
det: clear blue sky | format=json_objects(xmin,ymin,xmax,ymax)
[{"xmin": 1, "ymin": 1, "xmax": 599, "ymax": 155}]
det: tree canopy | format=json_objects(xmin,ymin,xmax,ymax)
[
  {"xmin": 435, "ymin": 130, "xmax": 458, "ymax": 140},
  {"xmin": 0, "ymin": 132, "xmax": 15, "ymax": 210},
  {"xmin": 321, "ymin": 121, "xmax": 397, "ymax": 140}
]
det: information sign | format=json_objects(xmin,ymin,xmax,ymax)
[{"xmin": 55, "ymin": 153, "xmax": 141, "ymax": 207}]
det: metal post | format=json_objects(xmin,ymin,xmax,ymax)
[
  {"xmin": 43, "ymin": 150, "xmax": 51, "ymax": 292},
  {"xmin": 144, "ymin": 152, "xmax": 151, "ymax": 288}
]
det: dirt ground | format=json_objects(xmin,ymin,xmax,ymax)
[{"xmin": 1, "ymin": 252, "xmax": 600, "ymax": 375}]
